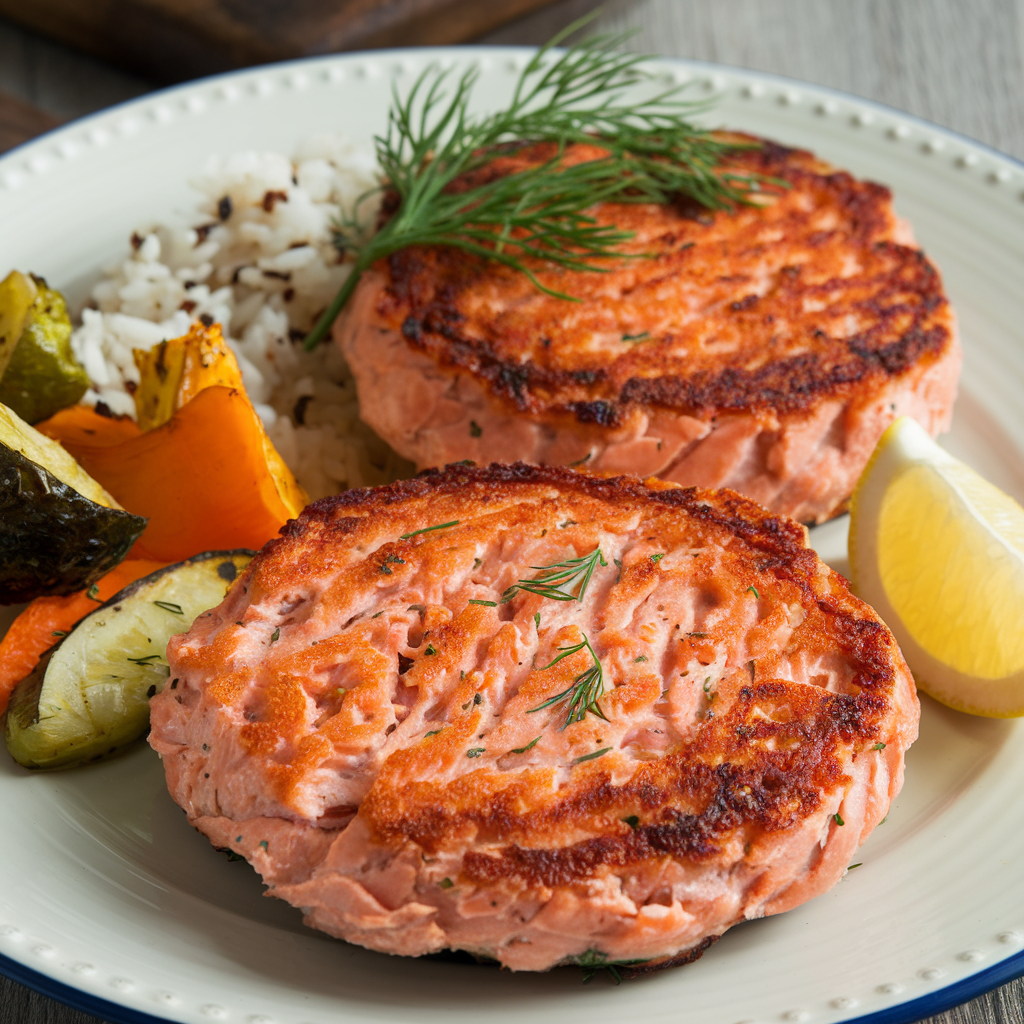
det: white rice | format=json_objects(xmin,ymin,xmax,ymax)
[{"xmin": 71, "ymin": 133, "xmax": 413, "ymax": 501}]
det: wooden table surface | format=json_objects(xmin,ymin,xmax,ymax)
[{"xmin": 0, "ymin": 1, "xmax": 1022, "ymax": 1022}]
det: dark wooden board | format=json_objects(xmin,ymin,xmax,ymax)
[
  {"xmin": 0, "ymin": 91, "xmax": 60, "ymax": 154},
  {"xmin": 0, "ymin": 0, "xmax": 561, "ymax": 84}
]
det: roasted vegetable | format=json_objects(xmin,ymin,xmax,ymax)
[
  {"xmin": 0, "ymin": 272, "xmax": 88, "ymax": 423},
  {"xmin": 36, "ymin": 403, "xmax": 142, "ymax": 449},
  {"xmin": 44, "ymin": 323, "xmax": 308, "ymax": 562},
  {"xmin": 0, "ymin": 270, "xmax": 37, "ymax": 381},
  {"xmin": 133, "ymin": 321, "xmax": 245, "ymax": 431},
  {"xmin": 1, "ymin": 401, "xmax": 119, "ymax": 507},
  {"xmin": 4, "ymin": 550, "xmax": 253, "ymax": 769},
  {"xmin": 61, "ymin": 384, "xmax": 307, "ymax": 562},
  {"xmin": 132, "ymin": 322, "xmax": 305, "ymax": 519},
  {"xmin": 0, "ymin": 557, "xmax": 165, "ymax": 716},
  {"xmin": 0, "ymin": 403, "xmax": 147, "ymax": 604}
]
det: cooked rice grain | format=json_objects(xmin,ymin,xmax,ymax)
[{"xmin": 71, "ymin": 135, "xmax": 413, "ymax": 499}]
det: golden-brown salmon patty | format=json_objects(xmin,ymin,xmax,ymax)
[
  {"xmin": 337, "ymin": 139, "xmax": 959, "ymax": 523},
  {"xmin": 150, "ymin": 463, "xmax": 918, "ymax": 970}
]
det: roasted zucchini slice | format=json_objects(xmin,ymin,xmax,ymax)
[
  {"xmin": 0, "ymin": 402, "xmax": 147, "ymax": 604},
  {"xmin": 4, "ymin": 550, "xmax": 253, "ymax": 769},
  {"xmin": 0, "ymin": 273, "xmax": 88, "ymax": 424}
]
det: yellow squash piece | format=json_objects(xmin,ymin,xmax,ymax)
[
  {"xmin": 133, "ymin": 320, "xmax": 246, "ymax": 430},
  {"xmin": 0, "ymin": 272, "xmax": 89, "ymax": 423},
  {"xmin": 0, "ymin": 270, "xmax": 38, "ymax": 380},
  {"xmin": 849, "ymin": 416, "xmax": 1024, "ymax": 718}
]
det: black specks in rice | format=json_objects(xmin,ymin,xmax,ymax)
[{"xmin": 68, "ymin": 137, "xmax": 415, "ymax": 501}]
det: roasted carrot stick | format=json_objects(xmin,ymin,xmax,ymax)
[{"xmin": 0, "ymin": 557, "xmax": 165, "ymax": 715}]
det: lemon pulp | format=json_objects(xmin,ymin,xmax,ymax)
[
  {"xmin": 878, "ymin": 461, "xmax": 1024, "ymax": 679},
  {"xmin": 849, "ymin": 416, "xmax": 1024, "ymax": 717}
]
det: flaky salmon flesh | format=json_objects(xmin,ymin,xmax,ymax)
[
  {"xmin": 149, "ymin": 464, "xmax": 918, "ymax": 972},
  {"xmin": 337, "ymin": 137, "xmax": 960, "ymax": 523}
]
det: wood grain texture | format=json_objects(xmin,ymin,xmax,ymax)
[
  {"xmin": 0, "ymin": 90, "xmax": 59, "ymax": 153},
  {"xmin": 0, "ymin": 2, "xmax": 1022, "ymax": 1023},
  {"xmin": 0, "ymin": 18, "xmax": 148, "ymax": 122},
  {"xmin": 0, "ymin": 0, "xmax": 561, "ymax": 82},
  {"xmin": 482, "ymin": 0, "xmax": 1024, "ymax": 161}
]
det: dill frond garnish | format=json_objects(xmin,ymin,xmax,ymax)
[
  {"xmin": 400, "ymin": 520, "xmax": 460, "ymax": 540},
  {"xmin": 153, "ymin": 600, "xmax": 184, "ymax": 615},
  {"xmin": 303, "ymin": 16, "xmax": 767, "ymax": 349},
  {"xmin": 502, "ymin": 545, "xmax": 606, "ymax": 604},
  {"xmin": 572, "ymin": 746, "xmax": 612, "ymax": 765},
  {"xmin": 510, "ymin": 735, "xmax": 541, "ymax": 754},
  {"xmin": 529, "ymin": 633, "xmax": 608, "ymax": 727},
  {"xmin": 574, "ymin": 948, "xmax": 648, "ymax": 984}
]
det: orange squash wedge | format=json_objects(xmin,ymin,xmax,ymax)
[
  {"xmin": 63, "ymin": 384, "xmax": 306, "ymax": 562},
  {"xmin": 35, "ymin": 404, "xmax": 143, "ymax": 448}
]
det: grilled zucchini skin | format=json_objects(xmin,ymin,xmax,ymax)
[
  {"xmin": 4, "ymin": 549, "xmax": 254, "ymax": 769},
  {"xmin": 0, "ymin": 441, "xmax": 147, "ymax": 604}
]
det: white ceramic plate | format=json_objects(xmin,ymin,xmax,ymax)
[{"xmin": 1, "ymin": 48, "xmax": 1023, "ymax": 1024}]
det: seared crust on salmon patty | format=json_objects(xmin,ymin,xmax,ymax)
[
  {"xmin": 150, "ymin": 463, "xmax": 918, "ymax": 971},
  {"xmin": 337, "ymin": 138, "xmax": 960, "ymax": 523}
]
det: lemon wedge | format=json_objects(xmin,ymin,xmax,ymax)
[{"xmin": 849, "ymin": 416, "xmax": 1024, "ymax": 717}]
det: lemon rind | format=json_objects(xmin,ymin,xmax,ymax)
[{"xmin": 848, "ymin": 416, "xmax": 1024, "ymax": 719}]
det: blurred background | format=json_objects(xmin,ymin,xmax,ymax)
[
  {"xmin": 0, "ymin": 1, "xmax": 1021, "ymax": 1023},
  {"xmin": 1, "ymin": 0, "xmax": 1022, "ymax": 160}
]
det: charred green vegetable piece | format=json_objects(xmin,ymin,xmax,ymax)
[
  {"xmin": 4, "ymin": 550, "xmax": 254, "ymax": 769},
  {"xmin": 0, "ymin": 272, "xmax": 88, "ymax": 424},
  {"xmin": 0, "ymin": 445, "xmax": 145, "ymax": 603},
  {"xmin": 0, "ymin": 270, "xmax": 37, "ymax": 381},
  {"xmin": 0, "ymin": 402, "xmax": 147, "ymax": 604},
  {"xmin": 0, "ymin": 400, "xmax": 119, "ymax": 507}
]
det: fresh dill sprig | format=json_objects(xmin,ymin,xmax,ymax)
[
  {"xmin": 400, "ymin": 520, "xmax": 460, "ymax": 540},
  {"xmin": 153, "ymin": 600, "xmax": 184, "ymax": 615},
  {"xmin": 303, "ymin": 15, "xmax": 767, "ymax": 349},
  {"xmin": 574, "ymin": 948, "xmax": 648, "ymax": 985},
  {"xmin": 529, "ymin": 633, "xmax": 608, "ymax": 728},
  {"xmin": 501, "ymin": 545, "xmax": 606, "ymax": 603},
  {"xmin": 572, "ymin": 746, "xmax": 612, "ymax": 765},
  {"xmin": 510, "ymin": 735, "xmax": 541, "ymax": 754}
]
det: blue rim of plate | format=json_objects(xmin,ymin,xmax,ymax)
[
  {"xmin": 0, "ymin": 46, "xmax": 1021, "ymax": 1024},
  {"xmin": 3, "ymin": 944, "xmax": 1024, "ymax": 1024}
]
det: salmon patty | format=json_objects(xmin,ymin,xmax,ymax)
[
  {"xmin": 149, "ymin": 463, "xmax": 918, "ymax": 971},
  {"xmin": 337, "ymin": 139, "xmax": 960, "ymax": 523}
]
